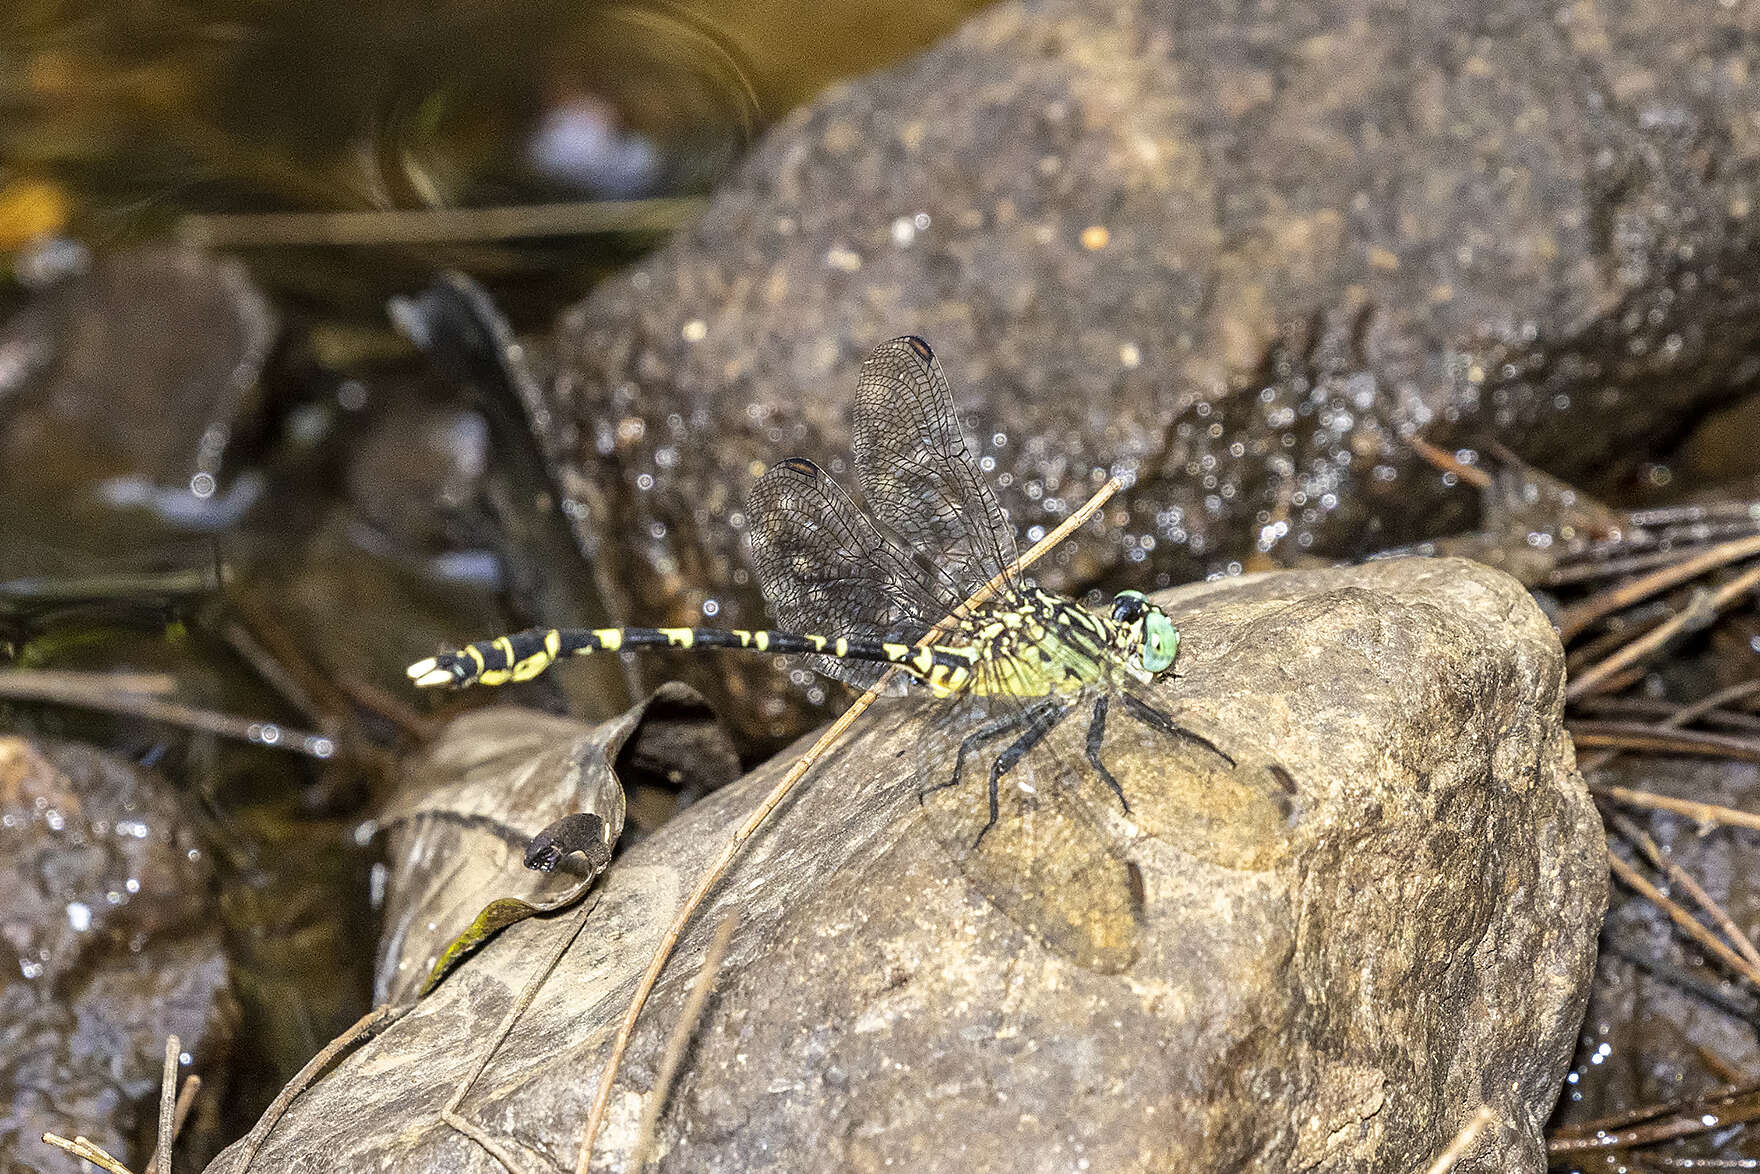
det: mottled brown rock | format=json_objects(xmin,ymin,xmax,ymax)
[
  {"xmin": 528, "ymin": 0, "xmax": 1760, "ymax": 744},
  {"xmin": 207, "ymin": 557, "xmax": 1604, "ymax": 1173},
  {"xmin": 0, "ymin": 737, "xmax": 234, "ymax": 1174}
]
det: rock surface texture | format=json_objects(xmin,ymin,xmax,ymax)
[
  {"xmin": 529, "ymin": 0, "xmax": 1760, "ymax": 740},
  {"xmin": 208, "ymin": 558, "xmax": 1605, "ymax": 1173},
  {"xmin": 0, "ymin": 737, "xmax": 234, "ymax": 1174}
]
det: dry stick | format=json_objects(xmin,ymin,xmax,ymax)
[
  {"xmin": 1579, "ymin": 694, "xmax": 1760, "ymax": 733},
  {"xmin": 0, "ymin": 670, "xmax": 338, "ymax": 759},
  {"xmin": 0, "ymin": 669, "xmax": 178, "ymax": 695},
  {"xmin": 1567, "ymin": 562, "xmax": 1760, "ymax": 701},
  {"xmin": 42, "ymin": 1070, "xmax": 199, "ymax": 1174},
  {"xmin": 1690, "ymin": 1043, "xmax": 1754, "ymax": 1086},
  {"xmin": 1423, "ymin": 1105, "xmax": 1497, "ymax": 1174},
  {"xmin": 1548, "ymin": 1089, "xmax": 1760, "ymax": 1154},
  {"xmin": 1579, "ymin": 679, "xmax": 1760, "ymax": 772},
  {"xmin": 1553, "ymin": 1077, "xmax": 1760, "ymax": 1140},
  {"xmin": 1594, "ymin": 783, "xmax": 1760, "ymax": 834},
  {"xmin": 631, "ymin": 913, "xmax": 740, "ymax": 1171},
  {"xmin": 180, "ymin": 197, "xmax": 706, "ymax": 248},
  {"xmin": 1568, "ymin": 721, "xmax": 1760, "ymax": 763},
  {"xmin": 151, "ymin": 1036, "xmax": 179, "ymax": 1174},
  {"xmin": 440, "ymin": 897, "xmax": 603, "ymax": 1173},
  {"xmin": 574, "ymin": 476, "xmax": 1125, "ymax": 1173},
  {"xmin": 1547, "ymin": 543, "xmax": 1747, "ymax": 587},
  {"xmin": 1606, "ymin": 810, "xmax": 1760, "ymax": 973},
  {"xmin": 1562, "ymin": 1077, "xmax": 1760, "ymax": 1140},
  {"xmin": 1558, "ymin": 534, "xmax": 1760, "ymax": 641},
  {"xmin": 235, "ymin": 1003, "xmax": 411, "ymax": 1171},
  {"xmin": 1407, "ymin": 435, "xmax": 1494, "ymax": 490},
  {"xmin": 150, "ymin": 1076, "xmax": 202, "ymax": 1169},
  {"xmin": 1606, "ymin": 850, "xmax": 1760, "ymax": 990},
  {"xmin": 40, "ymin": 1134, "xmax": 134, "ymax": 1174},
  {"xmin": 1567, "ymin": 609, "xmax": 1671, "ymax": 672}
]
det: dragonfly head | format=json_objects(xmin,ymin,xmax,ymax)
[{"xmin": 1109, "ymin": 590, "xmax": 1181, "ymax": 677}]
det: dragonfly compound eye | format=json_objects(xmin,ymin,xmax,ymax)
[{"xmin": 1111, "ymin": 590, "xmax": 1149, "ymax": 624}]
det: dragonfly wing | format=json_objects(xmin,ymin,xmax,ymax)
[
  {"xmin": 852, "ymin": 337, "xmax": 1021, "ymax": 604},
  {"xmin": 917, "ymin": 686, "xmax": 1142, "ymax": 973},
  {"xmin": 747, "ymin": 456, "xmax": 954, "ymax": 690}
]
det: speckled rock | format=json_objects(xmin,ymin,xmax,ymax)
[
  {"xmin": 0, "ymin": 737, "xmax": 234, "ymax": 1174},
  {"xmin": 525, "ymin": 0, "xmax": 1760, "ymax": 743},
  {"xmin": 205, "ymin": 557, "xmax": 1605, "ymax": 1173}
]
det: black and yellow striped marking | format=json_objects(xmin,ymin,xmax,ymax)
[{"xmin": 407, "ymin": 623, "xmax": 984, "ymax": 695}]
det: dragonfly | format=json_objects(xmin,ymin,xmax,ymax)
[{"xmin": 408, "ymin": 335, "xmax": 1242, "ymax": 971}]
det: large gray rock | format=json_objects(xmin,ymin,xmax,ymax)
[
  {"xmin": 530, "ymin": 0, "xmax": 1760, "ymax": 742},
  {"xmin": 208, "ymin": 557, "xmax": 1604, "ymax": 1173}
]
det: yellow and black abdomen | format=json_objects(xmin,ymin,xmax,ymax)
[{"xmin": 407, "ymin": 624, "xmax": 982, "ymax": 692}]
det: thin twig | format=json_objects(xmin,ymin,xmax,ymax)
[
  {"xmin": 40, "ymin": 1135, "xmax": 134, "ymax": 1174},
  {"xmin": 1424, "ymin": 1105, "xmax": 1496, "ymax": 1174},
  {"xmin": 1557, "ymin": 534, "xmax": 1760, "ymax": 641},
  {"xmin": 176, "ymin": 1076, "xmax": 201, "ymax": 1134},
  {"xmin": 632, "ymin": 913, "xmax": 739, "ymax": 1171},
  {"xmin": 441, "ymin": 897, "xmax": 601, "ymax": 1173},
  {"xmin": 1578, "ymin": 687, "xmax": 1760, "ymax": 737},
  {"xmin": 1408, "ymin": 435, "xmax": 1493, "ymax": 489},
  {"xmin": 1567, "ymin": 607, "xmax": 1673, "ymax": 672},
  {"xmin": 1606, "ymin": 850, "xmax": 1760, "ymax": 990},
  {"xmin": 1562, "ymin": 1077, "xmax": 1760, "ymax": 1140},
  {"xmin": 0, "ymin": 670, "xmax": 339, "ymax": 759},
  {"xmin": 1547, "ymin": 544, "xmax": 1739, "ymax": 587},
  {"xmin": 1691, "ymin": 1043, "xmax": 1755, "ymax": 1086},
  {"xmin": 1594, "ymin": 783, "xmax": 1760, "ymax": 834},
  {"xmin": 180, "ymin": 198, "xmax": 706, "ymax": 248},
  {"xmin": 574, "ymin": 477, "xmax": 1125, "ymax": 1173},
  {"xmin": 0, "ymin": 669, "xmax": 178, "ymax": 695},
  {"xmin": 1602, "ymin": 938, "xmax": 1760, "ymax": 1022},
  {"xmin": 236, "ymin": 1004, "xmax": 410, "ymax": 1171},
  {"xmin": 1606, "ymin": 811, "xmax": 1760, "ymax": 973},
  {"xmin": 1548, "ymin": 1088, "xmax": 1760, "ymax": 1153},
  {"xmin": 1567, "ymin": 563, "xmax": 1760, "ymax": 701},
  {"xmin": 1569, "ymin": 721, "xmax": 1760, "ymax": 763},
  {"xmin": 151, "ymin": 1036, "xmax": 178, "ymax": 1174},
  {"xmin": 45, "ymin": 1071, "xmax": 198, "ymax": 1174},
  {"xmin": 0, "ymin": 564, "xmax": 224, "ymax": 608},
  {"xmin": 1580, "ymin": 680, "xmax": 1760, "ymax": 772},
  {"xmin": 1553, "ymin": 1082, "xmax": 1760, "ymax": 1141}
]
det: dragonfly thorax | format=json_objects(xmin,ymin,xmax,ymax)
[{"xmin": 925, "ymin": 587, "xmax": 1181, "ymax": 699}]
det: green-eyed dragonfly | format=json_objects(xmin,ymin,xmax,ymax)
[{"xmin": 410, "ymin": 336, "xmax": 1244, "ymax": 970}]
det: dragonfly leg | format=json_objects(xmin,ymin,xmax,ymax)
[
  {"xmin": 1119, "ymin": 693, "xmax": 1236, "ymax": 767},
  {"xmin": 1083, "ymin": 695, "xmax": 1132, "ymax": 814},
  {"xmin": 976, "ymin": 698, "xmax": 1072, "ymax": 848},
  {"xmin": 920, "ymin": 706, "xmax": 1037, "ymax": 802}
]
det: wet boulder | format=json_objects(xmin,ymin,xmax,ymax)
[
  {"xmin": 208, "ymin": 556, "xmax": 1604, "ymax": 1173},
  {"xmin": 0, "ymin": 736, "xmax": 234, "ymax": 1174},
  {"xmin": 532, "ymin": 0, "xmax": 1760, "ymax": 742}
]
